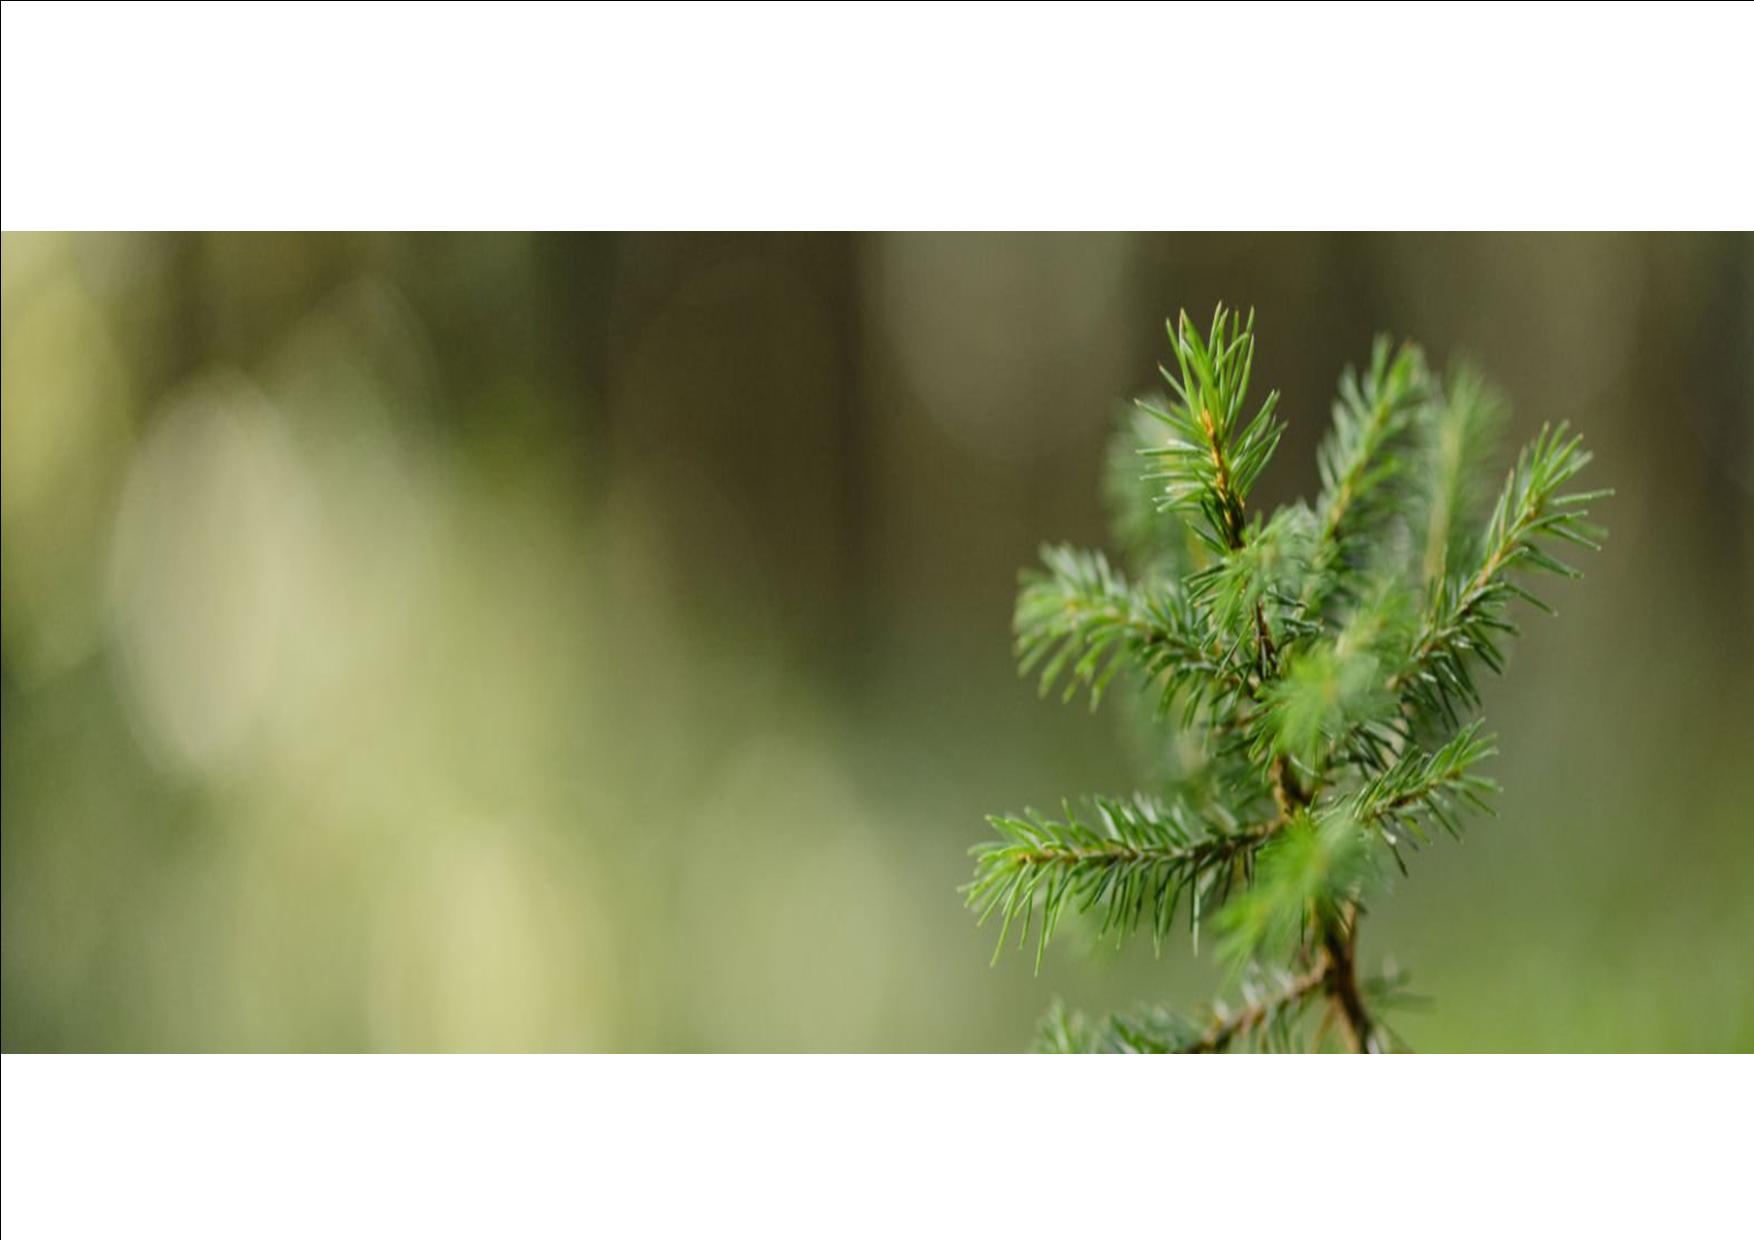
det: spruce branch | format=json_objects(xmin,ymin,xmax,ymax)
[
  {"xmin": 1397, "ymin": 422, "xmax": 1608, "ymax": 726},
  {"xmin": 1313, "ymin": 336, "xmax": 1430, "ymax": 575},
  {"xmin": 1035, "ymin": 957, "xmax": 1417, "ymax": 1054},
  {"xmin": 1035, "ymin": 965, "xmax": 1330, "ymax": 1053},
  {"xmin": 1015, "ymin": 544, "xmax": 1247, "ymax": 716},
  {"xmin": 972, "ymin": 307, "xmax": 1605, "ymax": 1052},
  {"xmin": 1141, "ymin": 306, "xmax": 1283, "ymax": 554},
  {"xmin": 966, "ymin": 797, "xmax": 1279, "ymax": 968},
  {"xmin": 1105, "ymin": 401, "xmax": 1203, "ymax": 577},
  {"xmin": 1353, "ymin": 722, "xmax": 1499, "ymax": 849},
  {"xmin": 1417, "ymin": 364, "xmax": 1508, "ymax": 588}
]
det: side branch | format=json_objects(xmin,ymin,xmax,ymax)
[
  {"xmin": 968, "ymin": 803, "xmax": 1288, "ymax": 965},
  {"xmin": 1041, "ymin": 958, "xmax": 1343, "ymax": 1054},
  {"xmin": 1182, "ymin": 962, "xmax": 1329, "ymax": 1053},
  {"xmin": 1016, "ymin": 545, "xmax": 1248, "ymax": 715},
  {"xmin": 1395, "ymin": 423, "xmax": 1604, "ymax": 722}
]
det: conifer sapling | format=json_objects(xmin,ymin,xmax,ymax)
[{"xmin": 966, "ymin": 307, "xmax": 1607, "ymax": 1052}]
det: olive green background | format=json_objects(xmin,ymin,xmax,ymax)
[{"xmin": 4, "ymin": 233, "xmax": 1749, "ymax": 1050}]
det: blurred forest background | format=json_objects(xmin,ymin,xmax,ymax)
[{"xmin": 3, "ymin": 232, "xmax": 1751, "ymax": 1051}]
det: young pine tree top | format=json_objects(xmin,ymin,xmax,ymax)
[{"xmin": 966, "ymin": 306, "xmax": 1608, "ymax": 1053}]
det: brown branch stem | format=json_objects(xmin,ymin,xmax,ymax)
[{"xmin": 1319, "ymin": 908, "xmax": 1376, "ymax": 1053}]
